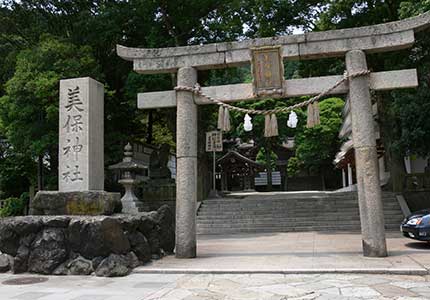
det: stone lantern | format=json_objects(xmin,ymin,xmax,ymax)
[{"xmin": 109, "ymin": 143, "xmax": 146, "ymax": 213}]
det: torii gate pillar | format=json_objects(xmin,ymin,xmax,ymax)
[
  {"xmin": 175, "ymin": 67, "xmax": 198, "ymax": 258},
  {"xmin": 346, "ymin": 50, "xmax": 387, "ymax": 257}
]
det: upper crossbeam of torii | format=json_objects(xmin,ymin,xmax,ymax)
[
  {"xmin": 118, "ymin": 11, "xmax": 430, "ymax": 74},
  {"xmin": 117, "ymin": 12, "xmax": 430, "ymax": 260}
]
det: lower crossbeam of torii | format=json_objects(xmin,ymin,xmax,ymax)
[{"xmin": 117, "ymin": 12, "xmax": 430, "ymax": 259}]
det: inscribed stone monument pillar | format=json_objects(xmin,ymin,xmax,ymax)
[
  {"xmin": 175, "ymin": 67, "xmax": 198, "ymax": 258},
  {"xmin": 30, "ymin": 77, "xmax": 121, "ymax": 216},
  {"xmin": 59, "ymin": 77, "xmax": 104, "ymax": 192},
  {"xmin": 346, "ymin": 50, "xmax": 387, "ymax": 257}
]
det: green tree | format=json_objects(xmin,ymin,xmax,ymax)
[
  {"xmin": 287, "ymin": 156, "xmax": 302, "ymax": 178},
  {"xmin": 0, "ymin": 35, "xmax": 101, "ymax": 190},
  {"xmin": 256, "ymin": 148, "xmax": 278, "ymax": 170},
  {"xmin": 295, "ymin": 97, "xmax": 344, "ymax": 189}
]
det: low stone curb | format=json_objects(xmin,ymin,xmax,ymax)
[{"xmin": 133, "ymin": 267, "xmax": 429, "ymax": 276}]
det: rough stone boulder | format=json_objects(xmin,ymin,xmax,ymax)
[
  {"xmin": 0, "ymin": 253, "xmax": 12, "ymax": 272},
  {"xmin": 95, "ymin": 254, "xmax": 130, "ymax": 277},
  {"xmin": 68, "ymin": 256, "xmax": 93, "ymax": 275},
  {"xmin": 28, "ymin": 228, "xmax": 68, "ymax": 274},
  {"xmin": 127, "ymin": 232, "xmax": 151, "ymax": 263},
  {"xmin": 69, "ymin": 217, "xmax": 130, "ymax": 259},
  {"xmin": 0, "ymin": 217, "xmax": 42, "ymax": 256},
  {"xmin": 0, "ymin": 220, "xmax": 19, "ymax": 256},
  {"xmin": 155, "ymin": 205, "xmax": 175, "ymax": 254}
]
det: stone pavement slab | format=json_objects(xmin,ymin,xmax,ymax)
[
  {"xmin": 1, "ymin": 273, "xmax": 430, "ymax": 300},
  {"xmin": 135, "ymin": 231, "xmax": 430, "ymax": 275}
]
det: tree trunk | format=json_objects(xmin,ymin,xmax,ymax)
[
  {"xmin": 37, "ymin": 154, "xmax": 44, "ymax": 191},
  {"xmin": 146, "ymin": 110, "xmax": 154, "ymax": 144},
  {"xmin": 320, "ymin": 167, "xmax": 326, "ymax": 191},
  {"xmin": 49, "ymin": 146, "xmax": 58, "ymax": 190},
  {"xmin": 280, "ymin": 167, "xmax": 287, "ymax": 191},
  {"xmin": 389, "ymin": 150, "xmax": 405, "ymax": 192}
]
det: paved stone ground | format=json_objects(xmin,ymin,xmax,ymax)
[
  {"xmin": 1, "ymin": 273, "xmax": 430, "ymax": 299},
  {"xmin": 1, "ymin": 231, "xmax": 430, "ymax": 300},
  {"xmin": 136, "ymin": 231, "xmax": 430, "ymax": 274}
]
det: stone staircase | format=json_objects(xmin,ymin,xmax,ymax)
[{"xmin": 197, "ymin": 192, "xmax": 405, "ymax": 235}]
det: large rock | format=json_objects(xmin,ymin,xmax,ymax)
[
  {"xmin": 69, "ymin": 217, "xmax": 130, "ymax": 259},
  {"xmin": 0, "ymin": 220, "xmax": 19, "ymax": 256},
  {"xmin": 0, "ymin": 253, "xmax": 12, "ymax": 272},
  {"xmin": 42, "ymin": 216, "xmax": 71, "ymax": 228},
  {"xmin": 91, "ymin": 256, "xmax": 104, "ymax": 270},
  {"xmin": 137, "ymin": 213, "xmax": 158, "ymax": 236},
  {"xmin": 28, "ymin": 228, "xmax": 68, "ymax": 274},
  {"xmin": 127, "ymin": 232, "xmax": 151, "ymax": 263},
  {"xmin": 0, "ymin": 217, "xmax": 41, "ymax": 256},
  {"xmin": 68, "ymin": 256, "xmax": 93, "ymax": 275},
  {"xmin": 52, "ymin": 260, "xmax": 71, "ymax": 276},
  {"xmin": 95, "ymin": 254, "xmax": 130, "ymax": 277},
  {"xmin": 155, "ymin": 205, "xmax": 175, "ymax": 253},
  {"xmin": 30, "ymin": 191, "xmax": 121, "ymax": 216},
  {"xmin": 126, "ymin": 252, "xmax": 140, "ymax": 269},
  {"xmin": 12, "ymin": 245, "xmax": 30, "ymax": 274}
]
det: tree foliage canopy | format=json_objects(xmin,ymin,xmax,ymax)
[{"xmin": 0, "ymin": 0, "xmax": 428, "ymax": 196}]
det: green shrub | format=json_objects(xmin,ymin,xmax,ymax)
[{"xmin": 0, "ymin": 196, "xmax": 25, "ymax": 217}]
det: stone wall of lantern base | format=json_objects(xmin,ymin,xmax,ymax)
[
  {"xmin": 30, "ymin": 191, "xmax": 121, "ymax": 216},
  {"xmin": 0, "ymin": 205, "xmax": 175, "ymax": 276}
]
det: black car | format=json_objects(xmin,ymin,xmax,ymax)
[{"xmin": 401, "ymin": 209, "xmax": 430, "ymax": 241}]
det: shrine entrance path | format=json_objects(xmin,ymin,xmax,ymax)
[{"xmin": 134, "ymin": 232, "xmax": 430, "ymax": 275}]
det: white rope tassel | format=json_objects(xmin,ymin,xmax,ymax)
[
  {"xmin": 217, "ymin": 105, "xmax": 224, "ymax": 130},
  {"xmin": 223, "ymin": 107, "xmax": 231, "ymax": 132},
  {"xmin": 313, "ymin": 101, "xmax": 320, "ymax": 126},
  {"xmin": 307, "ymin": 102, "xmax": 315, "ymax": 128}
]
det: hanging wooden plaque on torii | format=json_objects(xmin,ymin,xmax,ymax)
[{"xmin": 251, "ymin": 46, "xmax": 285, "ymax": 97}]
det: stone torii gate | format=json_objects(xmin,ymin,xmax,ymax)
[{"xmin": 118, "ymin": 12, "xmax": 430, "ymax": 258}]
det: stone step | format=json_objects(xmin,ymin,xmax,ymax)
[
  {"xmin": 197, "ymin": 209, "xmax": 403, "ymax": 217},
  {"xmin": 199, "ymin": 201, "xmax": 401, "ymax": 207},
  {"xmin": 198, "ymin": 208, "xmax": 401, "ymax": 215},
  {"xmin": 197, "ymin": 221, "xmax": 402, "ymax": 229},
  {"xmin": 202, "ymin": 198, "xmax": 397, "ymax": 206},
  {"xmin": 203, "ymin": 195, "xmax": 397, "ymax": 203},
  {"xmin": 197, "ymin": 213, "xmax": 404, "ymax": 222},
  {"xmin": 201, "ymin": 199, "xmax": 398, "ymax": 206},
  {"xmin": 197, "ymin": 216, "xmax": 405, "ymax": 224},
  {"xmin": 197, "ymin": 225, "xmax": 401, "ymax": 235},
  {"xmin": 197, "ymin": 220, "xmax": 403, "ymax": 228},
  {"xmin": 201, "ymin": 198, "xmax": 399, "ymax": 203}
]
